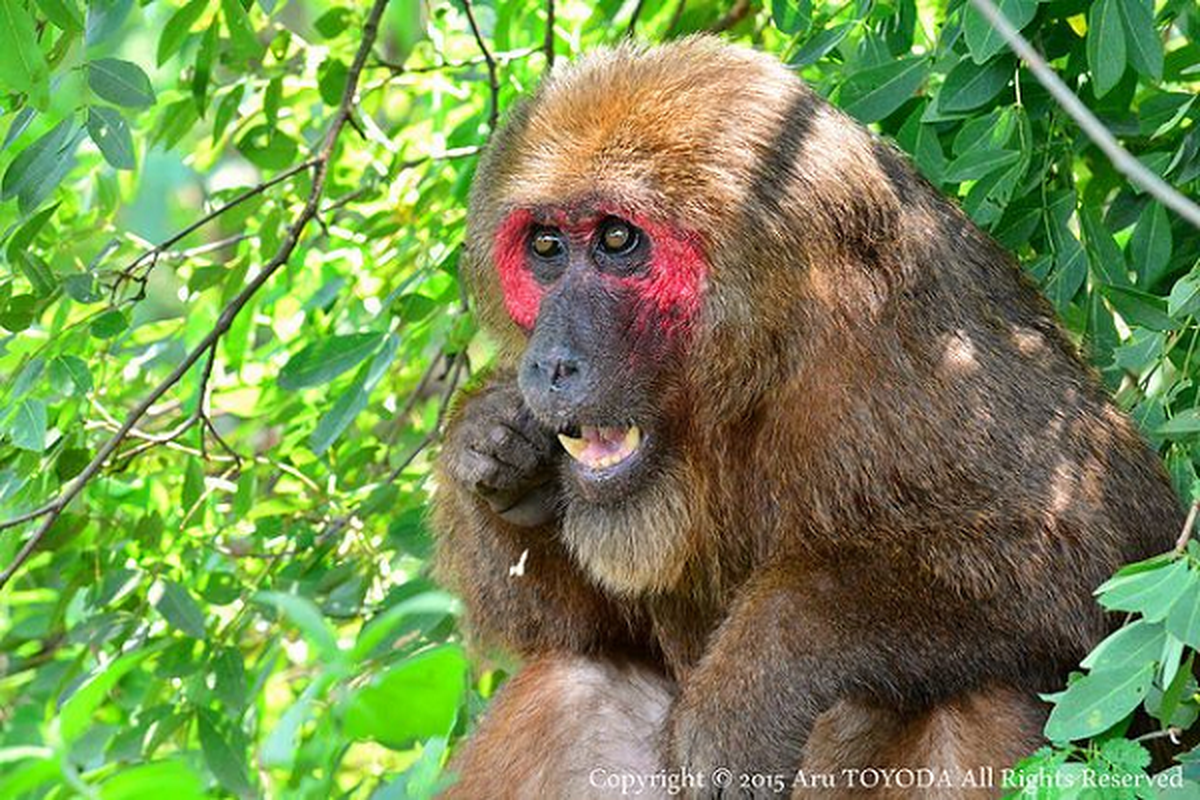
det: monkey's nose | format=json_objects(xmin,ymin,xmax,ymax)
[
  {"xmin": 519, "ymin": 345, "xmax": 588, "ymax": 413},
  {"xmin": 535, "ymin": 352, "xmax": 580, "ymax": 392}
]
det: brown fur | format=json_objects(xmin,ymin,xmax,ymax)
[{"xmin": 433, "ymin": 37, "xmax": 1183, "ymax": 798}]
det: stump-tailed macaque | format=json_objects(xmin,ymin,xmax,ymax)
[{"xmin": 432, "ymin": 36, "xmax": 1182, "ymax": 798}]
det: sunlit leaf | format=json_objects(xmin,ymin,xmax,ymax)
[{"xmin": 88, "ymin": 58, "xmax": 156, "ymax": 108}]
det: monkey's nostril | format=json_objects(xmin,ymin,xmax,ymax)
[{"xmin": 550, "ymin": 359, "xmax": 578, "ymax": 386}]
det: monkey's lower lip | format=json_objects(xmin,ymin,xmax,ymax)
[{"xmin": 557, "ymin": 425, "xmax": 642, "ymax": 471}]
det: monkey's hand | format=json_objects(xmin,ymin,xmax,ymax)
[{"xmin": 440, "ymin": 381, "xmax": 560, "ymax": 527}]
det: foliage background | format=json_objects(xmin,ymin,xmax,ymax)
[{"xmin": 0, "ymin": 0, "xmax": 1197, "ymax": 797}]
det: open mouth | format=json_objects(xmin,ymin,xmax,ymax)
[{"xmin": 557, "ymin": 424, "xmax": 642, "ymax": 472}]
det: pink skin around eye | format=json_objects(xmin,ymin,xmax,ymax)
[{"xmin": 492, "ymin": 208, "xmax": 708, "ymax": 337}]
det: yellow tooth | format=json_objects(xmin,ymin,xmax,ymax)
[
  {"xmin": 624, "ymin": 426, "xmax": 641, "ymax": 453},
  {"xmin": 558, "ymin": 433, "xmax": 587, "ymax": 462}
]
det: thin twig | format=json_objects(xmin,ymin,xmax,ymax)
[
  {"xmin": 968, "ymin": 0, "xmax": 1200, "ymax": 230},
  {"xmin": 461, "ymin": 0, "xmax": 500, "ymax": 131},
  {"xmin": 111, "ymin": 159, "xmax": 318, "ymax": 297},
  {"xmin": 163, "ymin": 233, "xmax": 255, "ymax": 261},
  {"xmin": 1176, "ymin": 501, "xmax": 1199, "ymax": 554},
  {"xmin": 0, "ymin": 0, "xmax": 394, "ymax": 591},
  {"xmin": 666, "ymin": 0, "xmax": 689, "ymax": 36},
  {"xmin": 544, "ymin": 0, "xmax": 556, "ymax": 70},
  {"xmin": 626, "ymin": 0, "xmax": 646, "ymax": 36},
  {"xmin": 372, "ymin": 47, "xmax": 536, "ymax": 75},
  {"xmin": 710, "ymin": 0, "xmax": 751, "ymax": 33},
  {"xmin": 382, "ymin": 353, "xmax": 466, "ymax": 487}
]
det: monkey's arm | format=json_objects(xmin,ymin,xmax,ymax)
[
  {"xmin": 666, "ymin": 568, "xmax": 847, "ymax": 791},
  {"xmin": 433, "ymin": 375, "xmax": 637, "ymax": 654}
]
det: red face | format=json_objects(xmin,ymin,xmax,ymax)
[
  {"xmin": 491, "ymin": 202, "xmax": 709, "ymax": 503},
  {"xmin": 492, "ymin": 206, "xmax": 707, "ymax": 336}
]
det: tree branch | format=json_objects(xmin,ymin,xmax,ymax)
[
  {"xmin": 545, "ymin": 0, "xmax": 556, "ymax": 70},
  {"xmin": 0, "ymin": 0, "xmax": 394, "ymax": 591},
  {"xmin": 626, "ymin": 0, "xmax": 646, "ymax": 37},
  {"xmin": 111, "ymin": 158, "xmax": 318, "ymax": 298},
  {"xmin": 461, "ymin": 0, "xmax": 500, "ymax": 131},
  {"xmin": 968, "ymin": 0, "xmax": 1200, "ymax": 230},
  {"xmin": 710, "ymin": 0, "xmax": 751, "ymax": 33}
]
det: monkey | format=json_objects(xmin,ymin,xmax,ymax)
[{"xmin": 431, "ymin": 36, "xmax": 1183, "ymax": 799}]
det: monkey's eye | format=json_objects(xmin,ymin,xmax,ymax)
[
  {"xmin": 598, "ymin": 219, "xmax": 639, "ymax": 256},
  {"xmin": 529, "ymin": 228, "xmax": 565, "ymax": 260}
]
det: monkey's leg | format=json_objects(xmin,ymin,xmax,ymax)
[
  {"xmin": 667, "ymin": 564, "xmax": 1036, "ymax": 799},
  {"xmin": 798, "ymin": 687, "xmax": 1046, "ymax": 799},
  {"xmin": 443, "ymin": 655, "xmax": 677, "ymax": 800}
]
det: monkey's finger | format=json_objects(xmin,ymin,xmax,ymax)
[
  {"xmin": 449, "ymin": 448, "xmax": 510, "ymax": 491},
  {"xmin": 482, "ymin": 424, "xmax": 545, "ymax": 473}
]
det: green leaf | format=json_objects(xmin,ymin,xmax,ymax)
[
  {"xmin": 1081, "ymin": 620, "xmax": 1167, "ymax": 673},
  {"xmin": 49, "ymin": 355, "xmax": 92, "ymax": 395},
  {"xmin": 158, "ymin": 0, "xmax": 209, "ymax": 66},
  {"xmin": 1158, "ymin": 650, "xmax": 1194, "ymax": 725},
  {"xmin": 212, "ymin": 647, "xmax": 247, "ymax": 711},
  {"xmin": 254, "ymin": 592, "xmax": 340, "ymax": 662},
  {"xmin": 59, "ymin": 644, "xmax": 164, "ymax": 743},
  {"xmin": 1087, "ymin": 0, "xmax": 1127, "ymax": 99},
  {"xmin": 264, "ymin": 76, "xmax": 283, "ymax": 129},
  {"xmin": 1101, "ymin": 285, "xmax": 1174, "ymax": 332},
  {"xmin": 5, "ymin": 201, "xmax": 59, "ymax": 261},
  {"xmin": 789, "ymin": 23, "xmax": 852, "ymax": 68},
  {"xmin": 14, "ymin": 251, "xmax": 56, "ymax": 297},
  {"xmin": 1166, "ymin": 578, "xmax": 1200, "ymax": 648},
  {"xmin": 90, "ymin": 308, "xmax": 129, "ymax": 338},
  {"xmin": 962, "ymin": 0, "xmax": 1037, "ymax": 64},
  {"xmin": 191, "ymin": 21, "xmax": 216, "ymax": 114},
  {"xmin": 771, "ymin": 0, "xmax": 811, "ymax": 35},
  {"xmin": 0, "ymin": 1, "xmax": 50, "ymax": 105},
  {"xmin": 840, "ymin": 57, "xmax": 929, "ymax": 124},
  {"xmin": 9, "ymin": 398, "xmax": 47, "ymax": 452},
  {"xmin": 314, "ymin": 7, "xmax": 353, "ymax": 38},
  {"xmin": 1098, "ymin": 557, "xmax": 1192, "ymax": 621},
  {"xmin": 351, "ymin": 593, "xmax": 460, "ymax": 662},
  {"xmin": 310, "ymin": 383, "xmax": 368, "ymax": 456},
  {"xmin": 213, "ymin": 84, "xmax": 245, "ymax": 144},
  {"xmin": 64, "ymin": 273, "xmax": 102, "ymax": 303},
  {"xmin": 154, "ymin": 580, "xmax": 207, "ymax": 638},
  {"xmin": 1117, "ymin": 0, "xmax": 1162, "ymax": 81},
  {"xmin": 260, "ymin": 678, "xmax": 329, "ymax": 768},
  {"xmin": 221, "ymin": 0, "xmax": 263, "ymax": 62},
  {"xmin": 34, "ymin": 0, "xmax": 84, "ymax": 32},
  {"xmin": 86, "ymin": 106, "xmax": 136, "ymax": 170},
  {"xmin": 1080, "ymin": 203, "xmax": 1129, "ymax": 288},
  {"xmin": 1130, "ymin": 203, "xmax": 1173, "ymax": 289},
  {"xmin": 236, "ymin": 124, "xmax": 297, "ymax": 170},
  {"xmin": 87, "ymin": 58, "xmax": 156, "ymax": 108},
  {"xmin": 278, "ymin": 332, "xmax": 384, "ymax": 390},
  {"xmin": 1044, "ymin": 663, "xmax": 1154, "ymax": 742},
  {"xmin": 317, "ymin": 58, "xmax": 348, "ymax": 107},
  {"xmin": 1168, "ymin": 273, "xmax": 1200, "ymax": 320},
  {"xmin": 1, "ymin": 120, "xmax": 76, "ymax": 209},
  {"xmin": 942, "ymin": 149, "xmax": 1021, "ymax": 183},
  {"xmin": 100, "ymin": 760, "xmax": 205, "ymax": 800},
  {"xmin": 197, "ymin": 710, "xmax": 253, "ymax": 798},
  {"xmin": 310, "ymin": 332, "xmax": 399, "ymax": 455},
  {"xmin": 343, "ymin": 646, "xmax": 467, "ymax": 749},
  {"xmin": 939, "ymin": 56, "xmax": 1012, "ymax": 113},
  {"xmin": 1158, "ymin": 409, "xmax": 1200, "ymax": 438}
]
